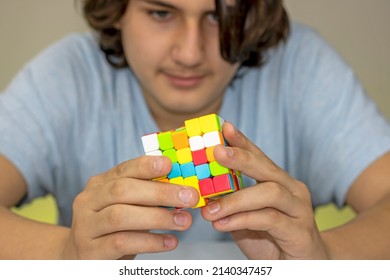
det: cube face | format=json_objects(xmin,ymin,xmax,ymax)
[
  {"xmin": 172, "ymin": 128, "xmax": 189, "ymax": 150},
  {"xmin": 141, "ymin": 133, "xmax": 159, "ymax": 153},
  {"xmin": 141, "ymin": 113, "xmax": 245, "ymax": 208},
  {"xmin": 157, "ymin": 131, "xmax": 174, "ymax": 150},
  {"xmin": 192, "ymin": 149, "xmax": 208, "ymax": 165},
  {"xmin": 199, "ymin": 114, "xmax": 223, "ymax": 133}
]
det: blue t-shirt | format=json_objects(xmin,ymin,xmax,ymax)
[{"xmin": 1, "ymin": 23, "xmax": 390, "ymax": 242}]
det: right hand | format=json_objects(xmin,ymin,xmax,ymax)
[{"xmin": 61, "ymin": 155, "xmax": 199, "ymax": 259}]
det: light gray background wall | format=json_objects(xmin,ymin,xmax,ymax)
[{"xmin": 1, "ymin": 0, "xmax": 389, "ymax": 119}]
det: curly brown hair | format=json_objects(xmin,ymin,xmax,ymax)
[{"xmin": 81, "ymin": 0, "xmax": 289, "ymax": 68}]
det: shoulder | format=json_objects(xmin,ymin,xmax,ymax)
[
  {"xmin": 7, "ymin": 32, "xmax": 120, "ymax": 103},
  {"xmin": 236, "ymin": 22, "xmax": 347, "ymax": 93},
  {"xmin": 244, "ymin": 21, "xmax": 356, "ymax": 99},
  {"xmin": 27, "ymin": 32, "xmax": 108, "ymax": 76},
  {"xmin": 1, "ymin": 32, "xmax": 123, "ymax": 125},
  {"xmin": 282, "ymin": 22, "xmax": 350, "ymax": 74}
]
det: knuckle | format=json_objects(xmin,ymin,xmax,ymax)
[
  {"xmin": 298, "ymin": 180, "xmax": 310, "ymax": 195},
  {"xmin": 264, "ymin": 208, "xmax": 281, "ymax": 225},
  {"xmin": 155, "ymin": 184, "xmax": 173, "ymax": 204},
  {"xmin": 109, "ymin": 179, "xmax": 127, "ymax": 198},
  {"xmin": 267, "ymin": 181, "xmax": 286, "ymax": 198},
  {"xmin": 151, "ymin": 209, "xmax": 168, "ymax": 226},
  {"xmin": 240, "ymin": 149, "xmax": 251, "ymax": 163},
  {"xmin": 106, "ymin": 206, "xmax": 126, "ymax": 228},
  {"xmin": 86, "ymin": 175, "xmax": 102, "ymax": 188},
  {"xmin": 111, "ymin": 232, "xmax": 128, "ymax": 254},
  {"xmin": 114, "ymin": 161, "xmax": 128, "ymax": 177},
  {"xmin": 72, "ymin": 191, "xmax": 88, "ymax": 212},
  {"xmin": 294, "ymin": 180, "xmax": 312, "ymax": 202},
  {"xmin": 266, "ymin": 159, "xmax": 281, "ymax": 175}
]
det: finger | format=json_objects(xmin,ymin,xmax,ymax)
[
  {"xmin": 91, "ymin": 231, "xmax": 179, "ymax": 259},
  {"xmin": 222, "ymin": 121, "xmax": 265, "ymax": 157},
  {"xmin": 80, "ymin": 179, "xmax": 199, "ymax": 211},
  {"xmin": 219, "ymin": 121, "xmax": 289, "ymax": 183},
  {"xmin": 89, "ymin": 156, "xmax": 173, "ymax": 188},
  {"xmin": 211, "ymin": 209, "xmax": 322, "ymax": 260},
  {"xmin": 92, "ymin": 205, "xmax": 193, "ymax": 237},
  {"xmin": 210, "ymin": 207, "xmax": 296, "ymax": 240},
  {"xmin": 213, "ymin": 143, "xmax": 296, "ymax": 192},
  {"xmin": 201, "ymin": 182, "xmax": 307, "ymax": 221}
]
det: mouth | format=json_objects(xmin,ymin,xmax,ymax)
[{"xmin": 164, "ymin": 72, "xmax": 206, "ymax": 88}]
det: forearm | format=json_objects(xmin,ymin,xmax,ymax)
[
  {"xmin": 0, "ymin": 205, "xmax": 70, "ymax": 259},
  {"xmin": 321, "ymin": 194, "xmax": 390, "ymax": 259}
]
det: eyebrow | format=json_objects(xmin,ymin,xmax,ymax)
[
  {"xmin": 141, "ymin": 0, "xmax": 177, "ymax": 9},
  {"xmin": 140, "ymin": 0, "xmax": 216, "ymax": 15}
]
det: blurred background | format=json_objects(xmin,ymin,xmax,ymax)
[{"xmin": 1, "ymin": 0, "xmax": 389, "ymax": 230}]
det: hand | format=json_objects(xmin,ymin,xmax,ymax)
[
  {"xmin": 201, "ymin": 122, "xmax": 329, "ymax": 259},
  {"xmin": 61, "ymin": 156, "xmax": 199, "ymax": 259}
]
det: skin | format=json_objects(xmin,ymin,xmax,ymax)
[
  {"xmin": 202, "ymin": 123, "xmax": 390, "ymax": 259},
  {"xmin": 119, "ymin": 0, "xmax": 240, "ymax": 131},
  {"xmin": 1, "ymin": 0, "xmax": 390, "ymax": 259}
]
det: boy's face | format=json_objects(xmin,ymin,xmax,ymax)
[{"xmin": 119, "ymin": 0, "xmax": 240, "ymax": 120}]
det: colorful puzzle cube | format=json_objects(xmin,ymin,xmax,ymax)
[{"xmin": 141, "ymin": 113, "xmax": 245, "ymax": 208}]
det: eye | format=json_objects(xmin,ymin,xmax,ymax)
[
  {"xmin": 206, "ymin": 11, "xmax": 219, "ymax": 25},
  {"xmin": 149, "ymin": 10, "xmax": 172, "ymax": 21}
]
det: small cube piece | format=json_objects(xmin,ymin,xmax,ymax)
[
  {"xmin": 168, "ymin": 163, "xmax": 181, "ymax": 179},
  {"xmin": 203, "ymin": 131, "xmax": 224, "ymax": 148},
  {"xmin": 199, "ymin": 113, "xmax": 224, "ymax": 133},
  {"xmin": 158, "ymin": 131, "xmax": 174, "ymax": 151},
  {"xmin": 169, "ymin": 176, "xmax": 184, "ymax": 185},
  {"xmin": 184, "ymin": 117, "xmax": 202, "ymax": 137},
  {"xmin": 189, "ymin": 135, "xmax": 205, "ymax": 151},
  {"xmin": 141, "ymin": 133, "xmax": 159, "ymax": 153},
  {"xmin": 163, "ymin": 149, "xmax": 178, "ymax": 163},
  {"xmin": 213, "ymin": 174, "xmax": 235, "ymax": 195},
  {"xmin": 176, "ymin": 147, "xmax": 193, "ymax": 164},
  {"xmin": 205, "ymin": 146, "xmax": 215, "ymax": 162},
  {"xmin": 209, "ymin": 161, "xmax": 229, "ymax": 176},
  {"xmin": 146, "ymin": 150, "xmax": 163, "ymax": 156},
  {"xmin": 184, "ymin": 176, "xmax": 207, "ymax": 208},
  {"xmin": 180, "ymin": 162, "xmax": 196, "ymax": 178},
  {"xmin": 195, "ymin": 163, "xmax": 211, "ymax": 180},
  {"xmin": 172, "ymin": 128, "xmax": 189, "ymax": 150},
  {"xmin": 199, "ymin": 178, "xmax": 214, "ymax": 197},
  {"xmin": 192, "ymin": 149, "xmax": 208, "ymax": 165}
]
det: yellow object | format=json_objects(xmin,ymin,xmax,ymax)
[
  {"xmin": 184, "ymin": 118, "xmax": 202, "ymax": 137},
  {"xmin": 315, "ymin": 204, "xmax": 356, "ymax": 231},
  {"xmin": 172, "ymin": 128, "xmax": 189, "ymax": 149},
  {"xmin": 199, "ymin": 113, "xmax": 222, "ymax": 133},
  {"xmin": 11, "ymin": 194, "xmax": 58, "ymax": 224},
  {"xmin": 184, "ymin": 176, "xmax": 207, "ymax": 208},
  {"xmin": 176, "ymin": 147, "xmax": 193, "ymax": 164}
]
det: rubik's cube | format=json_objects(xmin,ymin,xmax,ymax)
[{"xmin": 141, "ymin": 113, "xmax": 245, "ymax": 208}]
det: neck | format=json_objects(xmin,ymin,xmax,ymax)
[
  {"xmin": 153, "ymin": 103, "xmax": 222, "ymax": 132},
  {"xmin": 145, "ymin": 96, "xmax": 223, "ymax": 132}
]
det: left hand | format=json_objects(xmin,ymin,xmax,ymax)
[{"xmin": 201, "ymin": 122, "xmax": 329, "ymax": 259}]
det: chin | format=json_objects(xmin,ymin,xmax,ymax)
[{"xmin": 164, "ymin": 102, "xmax": 209, "ymax": 116}]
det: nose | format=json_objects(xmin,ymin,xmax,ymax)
[{"xmin": 171, "ymin": 20, "xmax": 204, "ymax": 68}]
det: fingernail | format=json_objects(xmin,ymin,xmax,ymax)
[
  {"xmin": 154, "ymin": 157, "xmax": 163, "ymax": 172},
  {"xmin": 163, "ymin": 236, "xmax": 176, "ymax": 248},
  {"xmin": 207, "ymin": 201, "xmax": 220, "ymax": 215},
  {"xmin": 173, "ymin": 212, "xmax": 187, "ymax": 227},
  {"xmin": 178, "ymin": 187, "xmax": 193, "ymax": 204},
  {"xmin": 218, "ymin": 217, "xmax": 230, "ymax": 225},
  {"xmin": 225, "ymin": 146, "xmax": 234, "ymax": 157}
]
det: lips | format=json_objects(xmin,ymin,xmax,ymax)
[{"xmin": 164, "ymin": 72, "xmax": 206, "ymax": 88}]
